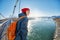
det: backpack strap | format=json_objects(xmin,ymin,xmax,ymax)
[
  {"xmin": 13, "ymin": 16, "xmax": 26, "ymax": 22},
  {"xmin": 17, "ymin": 16, "xmax": 26, "ymax": 21}
]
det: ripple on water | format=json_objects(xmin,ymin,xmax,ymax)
[{"xmin": 28, "ymin": 18, "xmax": 56, "ymax": 40}]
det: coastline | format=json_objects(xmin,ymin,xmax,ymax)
[{"xmin": 53, "ymin": 18, "xmax": 60, "ymax": 40}]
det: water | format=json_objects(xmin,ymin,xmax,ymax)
[{"xmin": 28, "ymin": 18, "xmax": 56, "ymax": 40}]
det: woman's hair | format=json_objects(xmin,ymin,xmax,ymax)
[{"xmin": 23, "ymin": 12, "xmax": 27, "ymax": 15}]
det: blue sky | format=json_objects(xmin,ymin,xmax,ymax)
[{"xmin": 0, "ymin": 0, "xmax": 60, "ymax": 19}]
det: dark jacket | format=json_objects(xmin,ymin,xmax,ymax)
[{"xmin": 15, "ymin": 13, "xmax": 28, "ymax": 40}]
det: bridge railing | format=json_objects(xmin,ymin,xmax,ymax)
[{"xmin": 0, "ymin": 19, "xmax": 11, "ymax": 40}]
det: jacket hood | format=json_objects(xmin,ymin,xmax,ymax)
[{"xmin": 18, "ymin": 13, "xmax": 26, "ymax": 18}]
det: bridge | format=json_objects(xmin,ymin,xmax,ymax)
[
  {"xmin": 0, "ymin": 0, "xmax": 19, "ymax": 40},
  {"xmin": 0, "ymin": 20, "xmax": 11, "ymax": 40}
]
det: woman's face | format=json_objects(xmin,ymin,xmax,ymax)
[{"xmin": 26, "ymin": 10, "xmax": 30, "ymax": 16}]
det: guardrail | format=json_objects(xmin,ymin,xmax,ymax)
[{"xmin": 0, "ymin": 19, "xmax": 11, "ymax": 40}]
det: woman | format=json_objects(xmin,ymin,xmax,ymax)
[{"xmin": 15, "ymin": 8, "xmax": 30, "ymax": 40}]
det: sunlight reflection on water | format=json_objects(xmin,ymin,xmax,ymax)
[{"xmin": 27, "ymin": 18, "xmax": 56, "ymax": 40}]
